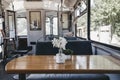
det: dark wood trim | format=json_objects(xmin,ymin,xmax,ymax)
[{"xmin": 68, "ymin": 12, "xmax": 72, "ymax": 31}]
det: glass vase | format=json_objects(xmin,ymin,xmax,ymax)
[
  {"xmin": 55, "ymin": 48, "xmax": 65, "ymax": 63},
  {"xmin": 59, "ymin": 48, "xmax": 63, "ymax": 54}
]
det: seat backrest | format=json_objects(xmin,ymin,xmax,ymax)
[
  {"xmin": 64, "ymin": 37, "xmax": 77, "ymax": 40},
  {"xmin": 36, "ymin": 41, "xmax": 92, "ymax": 55},
  {"xmin": 36, "ymin": 42, "xmax": 58, "ymax": 55},
  {"xmin": 66, "ymin": 41, "xmax": 92, "ymax": 55}
]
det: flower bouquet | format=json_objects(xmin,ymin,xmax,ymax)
[{"xmin": 52, "ymin": 37, "xmax": 67, "ymax": 63}]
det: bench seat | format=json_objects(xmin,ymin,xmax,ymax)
[
  {"xmin": 36, "ymin": 40, "xmax": 92, "ymax": 55},
  {"xmin": 27, "ymin": 74, "xmax": 109, "ymax": 80}
]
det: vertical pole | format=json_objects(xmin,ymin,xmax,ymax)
[
  {"xmin": 75, "ymin": 24, "xmax": 77, "ymax": 37},
  {"xmin": 61, "ymin": 0, "xmax": 63, "ymax": 37},
  {"xmin": 87, "ymin": 0, "xmax": 91, "ymax": 40},
  {"xmin": 58, "ymin": 5, "xmax": 60, "ymax": 36},
  {"xmin": 50, "ymin": 17, "xmax": 53, "ymax": 35}
]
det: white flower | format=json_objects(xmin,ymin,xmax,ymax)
[
  {"xmin": 52, "ymin": 38, "xmax": 58, "ymax": 47},
  {"xmin": 52, "ymin": 37, "xmax": 67, "ymax": 50}
]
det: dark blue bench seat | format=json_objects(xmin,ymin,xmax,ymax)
[
  {"xmin": 36, "ymin": 41, "xmax": 92, "ymax": 55},
  {"xmin": 27, "ymin": 74, "xmax": 109, "ymax": 80}
]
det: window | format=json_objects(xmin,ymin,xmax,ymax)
[
  {"xmin": 7, "ymin": 11, "xmax": 16, "ymax": 38},
  {"xmin": 80, "ymin": 1, "xmax": 87, "ymax": 12},
  {"xmin": 62, "ymin": 13, "xmax": 68, "ymax": 29},
  {"xmin": 45, "ymin": 17, "xmax": 58, "ymax": 35},
  {"xmin": 77, "ymin": 13, "xmax": 87, "ymax": 38},
  {"xmin": 91, "ymin": 0, "xmax": 120, "ymax": 47},
  {"xmin": 16, "ymin": 18, "xmax": 27, "ymax": 36},
  {"xmin": 45, "ymin": 17, "xmax": 50, "ymax": 35},
  {"xmin": 0, "ymin": 18, "xmax": 3, "ymax": 29},
  {"xmin": 75, "ymin": 8, "xmax": 80, "ymax": 17},
  {"xmin": 53, "ymin": 17, "xmax": 58, "ymax": 35},
  {"xmin": 75, "ymin": 0, "xmax": 87, "ymax": 38},
  {"xmin": 0, "ymin": 18, "xmax": 3, "ymax": 46},
  {"xmin": 75, "ymin": 1, "xmax": 87, "ymax": 18}
]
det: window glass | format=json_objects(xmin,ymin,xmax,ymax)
[
  {"xmin": 75, "ymin": 8, "xmax": 80, "ymax": 17},
  {"xmin": 0, "ymin": 18, "xmax": 3, "ymax": 29},
  {"xmin": 62, "ymin": 13, "xmax": 68, "ymax": 29},
  {"xmin": 77, "ymin": 13, "xmax": 87, "ymax": 38},
  {"xmin": 80, "ymin": 1, "xmax": 87, "ymax": 12},
  {"xmin": 45, "ymin": 17, "xmax": 50, "ymax": 35},
  {"xmin": 45, "ymin": 17, "xmax": 58, "ymax": 35},
  {"xmin": 53, "ymin": 17, "xmax": 58, "ymax": 35},
  {"xmin": 0, "ymin": 18, "xmax": 3, "ymax": 46},
  {"xmin": 75, "ymin": 0, "xmax": 87, "ymax": 38},
  {"xmin": 91, "ymin": 0, "xmax": 120, "ymax": 47},
  {"xmin": 16, "ymin": 18, "xmax": 27, "ymax": 36}
]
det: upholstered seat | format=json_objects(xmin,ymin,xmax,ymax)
[
  {"xmin": 66, "ymin": 41, "xmax": 92, "ymax": 55},
  {"xmin": 13, "ymin": 46, "xmax": 32, "ymax": 56},
  {"xmin": 12, "ymin": 37, "xmax": 32, "ymax": 56},
  {"xmin": 27, "ymin": 74, "xmax": 110, "ymax": 80},
  {"xmin": 36, "ymin": 41, "xmax": 92, "ymax": 55}
]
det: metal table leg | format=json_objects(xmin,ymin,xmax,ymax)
[{"xmin": 19, "ymin": 74, "xmax": 26, "ymax": 80}]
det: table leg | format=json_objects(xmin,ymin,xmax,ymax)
[{"xmin": 19, "ymin": 74, "xmax": 26, "ymax": 80}]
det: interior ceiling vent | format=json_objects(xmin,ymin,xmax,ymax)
[{"xmin": 26, "ymin": 0, "xmax": 43, "ymax": 1}]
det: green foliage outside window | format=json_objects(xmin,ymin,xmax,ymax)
[{"xmin": 91, "ymin": 0, "xmax": 120, "ymax": 37}]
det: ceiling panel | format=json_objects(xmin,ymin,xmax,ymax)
[
  {"xmin": 26, "ymin": 0, "xmax": 42, "ymax": 1},
  {"xmin": 1, "ymin": 0, "xmax": 77, "ymax": 11}
]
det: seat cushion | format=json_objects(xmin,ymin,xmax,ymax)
[{"xmin": 27, "ymin": 74, "xmax": 109, "ymax": 80}]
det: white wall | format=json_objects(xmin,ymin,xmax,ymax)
[{"xmin": 27, "ymin": 9, "xmax": 45, "ymax": 54}]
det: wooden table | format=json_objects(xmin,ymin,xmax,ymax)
[{"xmin": 5, "ymin": 55, "xmax": 120, "ymax": 80}]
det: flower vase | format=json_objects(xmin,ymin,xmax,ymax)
[{"xmin": 56, "ymin": 48, "xmax": 66, "ymax": 63}]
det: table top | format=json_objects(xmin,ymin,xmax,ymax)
[{"xmin": 5, "ymin": 55, "xmax": 120, "ymax": 74}]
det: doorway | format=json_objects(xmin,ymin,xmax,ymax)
[{"xmin": 45, "ymin": 11, "xmax": 58, "ymax": 40}]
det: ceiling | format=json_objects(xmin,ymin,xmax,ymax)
[{"xmin": 1, "ymin": 0, "xmax": 77, "ymax": 11}]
